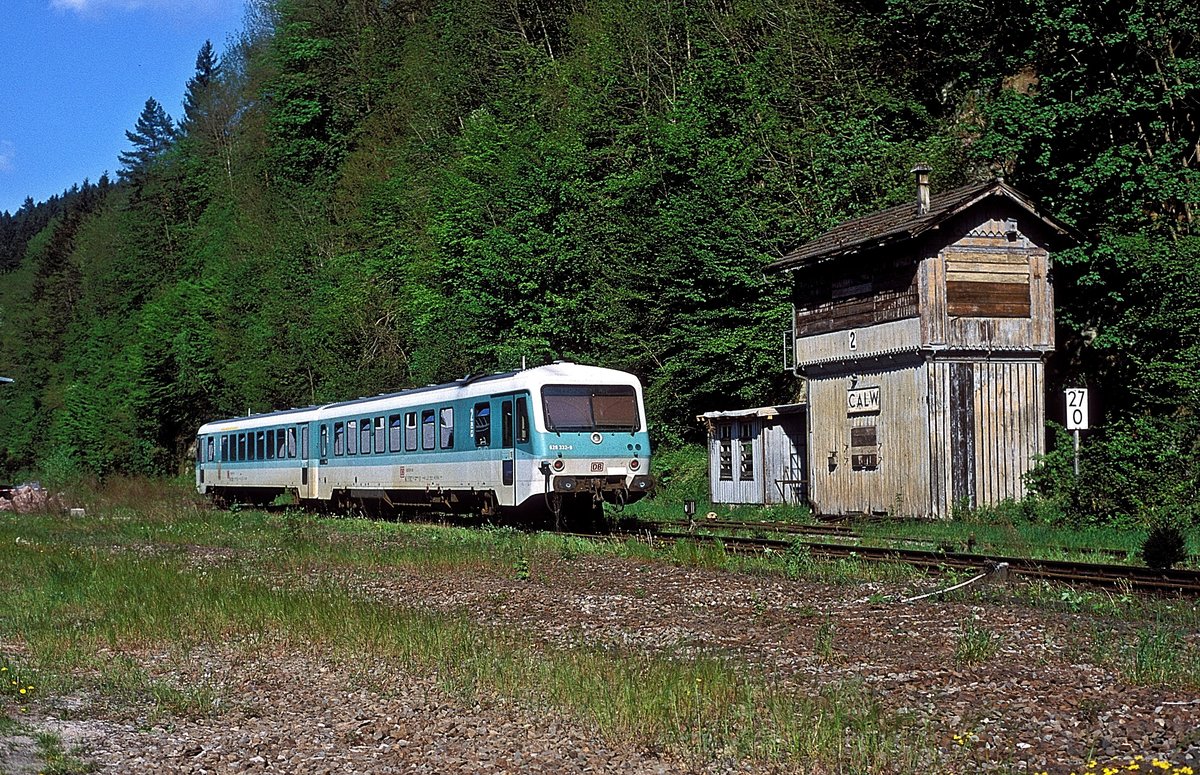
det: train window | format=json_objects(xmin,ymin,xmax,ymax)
[
  {"xmin": 287, "ymin": 427, "xmax": 298, "ymax": 458},
  {"xmin": 279, "ymin": 429, "xmax": 288, "ymax": 459},
  {"xmin": 473, "ymin": 403, "xmax": 491, "ymax": 447},
  {"xmin": 266, "ymin": 429, "xmax": 276, "ymax": 460},
  {"xmin": 502, "ymin": 401, "xmax": 513, "ymax": 446},
  {"xmin": 360, "ymin": 418, "xmax": 372, "ymax": 455},
  {"xmin": 320, "ymin": 425, "xmax": 329, "ymax": 459},
  {"xmin": 422, "ymin": 410, "xmax": 436, "ymax": 450},
  {"xmin": 196, "ymin": 438, "xmax": 204, "ymax": 463},
  {"xmin": 256, "ymin": 431, "xmax": 266, "ymax": 460},
  {"xmin": 207, "ymin": 437, "xmax": 215, "ymax": 462},
  {"xmin": 238, "ymin": 433, "xmax": 247, "ymax": 461},
  {"xmin": 516, "ymin": 397, "xmax": 529, "ymax": 443},
  {"xmin": 221, "ymin": 435, "xmax": 229, "ymax": 462},
  {"xmin": 389, "ymin": 415, "xmax": 402, "ymax": 452},
  {"xmin": 405, "ymin": 412, "xmax": 417, "ymax": 451},
  {"xmin": 542, "ymin": 385, "xmax": 639, "ymax": 432},
  {"xmin": 374, "ymin": 417, "xmax": 386, "ymax": 453},
  {"xmin": 718, "ymin": 425, "xmax": 733, "ymax": 481},
  {"xmin": 334, "ymin": 423, "xmax": 345, "ymax": 456},
  {"xmin": 440, "ymin": 407, "xmax": 454, "ymax": 449},
  {"xmin": 347, "ymin": 420, "xmax": 358, "ymax": 455}
]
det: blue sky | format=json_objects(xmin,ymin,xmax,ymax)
[{"xmin": 0, "ymin": 0, "xmax": 247, "ymax": 215}]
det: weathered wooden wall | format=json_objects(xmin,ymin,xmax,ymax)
[
  {"xmin": 926, "ymin": 358, "xmax": 1045, "ymax": 515},
  {"xmin": 793, "ymin": 256, "xmax": 919, "ymax": 336},
  {"xmin": 794, "ymin": 202, "xmax": 1056, "ymax": 518},
  {"xmin": 806, "ymin": 363, "xmax": 932, "ymax": 516},
  {"xmin": 705, "ymin": 413, "xmax": 807, "ymax": 506}
]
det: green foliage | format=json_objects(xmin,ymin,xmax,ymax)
[
  {"xmin": 1026, "ymin": 422, "xmax": 1199, "ymax": 527},
  {"xmin": 0, "ymin": 0, "xmax": 1198, "ymax": 530},
  {"xmin": 1140, "ymin": 509, "xmax": 1191, "ymax": 570}
]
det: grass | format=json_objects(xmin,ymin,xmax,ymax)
[
  {"xmin": 0, "ymin": 495, "xmax": 939, "ymax": 772},
  {"xmin": 953, "ymin": 619, "xmax": 1002, "ymax": 666},
  {"xmin": 6, "ymin": 475, "xmax": 1199, "ymax": 771}
]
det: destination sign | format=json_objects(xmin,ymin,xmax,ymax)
[{"xmin": 846, "ymin": 386, "xmax": 881, "ymax": 415}]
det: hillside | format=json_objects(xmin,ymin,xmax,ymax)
[{"xmin": 0, "ymin": 0, "xmax": 1196, "ymax": 523}]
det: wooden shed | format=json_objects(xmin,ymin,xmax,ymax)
[
  {"xmin": 762, "ymin": 168, "xmax": 1075, "ymax": 517},
  {"xmin": 698, "ymin": 404, "xmax": 807, "ymax": 506}
]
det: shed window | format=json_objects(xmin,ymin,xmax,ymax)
[
  {"xmin": 405, "ymin": 412, "xmax": 417, "ymax": 451},
  {"xmin": 473, "ymin": 403, "xmax": 491, "ymax": 447},
  {"xmin": 334, "ymin": 423, "xmax": 345, "ymax": 456},
  {"xmin": 347, "ymin": 420, "xmax": 358, "ymax": 455},
  {"xmin": 422, "ymin": 410, "xmax": 436, "ymax": 450},
  {"xmin": 718, "ymin": 424, "xmax": 733, "ymax": 481},
  {"xmin": 389, "ymin": 414, "xmax": 402, "ymax": 452},
  {"xmin": 738, "ymin": 422, "xmax": 754, "ymax": 480}
]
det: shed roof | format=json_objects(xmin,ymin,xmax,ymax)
[
  {"xmin": 697, "ymin": 402, "xmax": 806, "ymax": 421},
  {"xmin": 765, "ymin": 178, "xmax": 1076, "ymax": 273}
]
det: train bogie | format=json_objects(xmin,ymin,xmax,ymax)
[{"xmin": 195, "ymin": 363, "xmax": 654, "ymax": 521}]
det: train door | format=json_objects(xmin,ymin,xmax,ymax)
[{"xmin": 500, "ymin": 394, "xmax": 533, "ymax": 507}]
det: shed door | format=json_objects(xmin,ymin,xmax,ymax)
[
  {"xmin": 950, "ymin": 363, "xmax": 977, "ymax": 509},
  {"xmin": 734, "ymin": 420, "xmax": 760, "ymax": 504},
  {"xmin": 766, "ymin": 415, "xmax": 807, "ymax": 505}
]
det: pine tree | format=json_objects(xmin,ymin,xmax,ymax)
[
  {"xmin": 181, "ymin": 41, "xmax": 220, "ymax": 134},
  {"xmin": 118, "ymin": 97, "xmax": 176, "ymax": 181}
]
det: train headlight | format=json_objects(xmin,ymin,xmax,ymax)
[
  {"xmin": 629, "ymin": 458, "xmax": 640, "ymax": 471},
  {"xmin": 552, "ymin": 459, "xmax": 565, "ymax": 472}
]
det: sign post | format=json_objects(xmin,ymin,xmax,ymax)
[{"xmin": 1065, "ymin": 388, "xmax": 1089, "ymax": 476}]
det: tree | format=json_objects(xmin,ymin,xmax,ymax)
[
  {"xmin": 181, "ymin": 40, "xmax": 221, "ymax": 134},
  {"xmin": 118, "ymin": 98, "xmax": 176, "ymax": 182}
]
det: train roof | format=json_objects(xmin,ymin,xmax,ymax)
[{"xmin": 197, "ymin": 362, "xmax": 643, "ymax": 435}]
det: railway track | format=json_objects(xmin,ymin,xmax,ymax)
[
  {"xmin": 606, "ymin": 522, "xmax": 1200, "ymax": 595},
  {"xmin": 638, "ymin": 518, "xmax": 1134, "ymax": 561}
]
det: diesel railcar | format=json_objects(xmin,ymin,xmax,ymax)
[{"xmin": 195, "ymin": 362, "xmax": 654, "ymax": 519}]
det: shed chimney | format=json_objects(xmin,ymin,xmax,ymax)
[{"xmin": 912, "ymin": 164, "xmax": 931, "ymax": 215}]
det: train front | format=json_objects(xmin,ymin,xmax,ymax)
[{"xmin": 531, "ymin": 374, "xmax": 655, "ymax": 516}]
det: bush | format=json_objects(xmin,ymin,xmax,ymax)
[
  {"xmin": 1140, "ymin": 509, "xmax": 1192, "ymax": 569},
  {"xmin": 1025, "ymin": 419, "xmax": 1200, "ymax": 528}
]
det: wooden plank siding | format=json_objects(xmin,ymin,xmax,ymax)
[
  {"xmin": 785, "ymin": 191, "xmax": 1061, "ymax": 518},
  {"xmin": 794, "ymin": 256, "xmax": 920, "ymax": 336},
  {"xmin": 806, "ymin": 365, "xmax": 932, "ymax": 516},
  {"xmin": 925, "ymin": 358, "xmax": 1045, "ymax": 516}
]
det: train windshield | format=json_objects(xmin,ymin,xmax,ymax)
[{"xmin": 541, "ymin": 385, "xmax": 640, "ymax": 432}]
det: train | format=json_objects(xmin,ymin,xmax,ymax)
[{"xmin": 195, "ymin": 362, "xmax": 655, "ymax": 521}]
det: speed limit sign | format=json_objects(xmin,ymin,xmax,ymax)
[{"xmin": 1065, "ymin": 388, "xmax": 1089, "ymax": 430}]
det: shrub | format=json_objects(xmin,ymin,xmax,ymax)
[{"xmin": 1140, "ymin": 509, "xmax": 1191, "ymax": 569}]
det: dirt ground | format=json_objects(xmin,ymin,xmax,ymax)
[{"xmin": 2, "ymin": 550, "xmax": 1198, "ymax": 773}]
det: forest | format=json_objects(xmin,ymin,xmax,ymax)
[{"xmin": 0, "ymin": 0, "xmax": 1196, "ymax": 526}]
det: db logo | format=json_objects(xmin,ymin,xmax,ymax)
[{"xmin": 590, "ymin": 462, "xmax": 605, "ymax": 473}]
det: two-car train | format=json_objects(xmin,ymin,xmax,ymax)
[{"xmin": 195, "ymin": 362, "xmax": 654, "ymax": 520}]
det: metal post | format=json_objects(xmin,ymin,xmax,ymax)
[{"xmin": 1073, "ymin": 429, "xmax": 1080, "ymax": 477}]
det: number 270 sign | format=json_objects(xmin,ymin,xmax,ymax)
[{"xmin": 1065, "ymin": 388, "xmax": 1089, "ymax": 431}]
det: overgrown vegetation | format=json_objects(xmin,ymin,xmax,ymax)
[{"xmin": 0, "ymin": 0, "xmax": 1197, "ymax": 537}]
